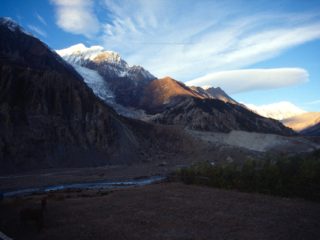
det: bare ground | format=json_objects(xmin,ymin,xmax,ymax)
[
  {"xmin": 187, "ymin": 130, "xmax": 320, "ymax": 153},
  {"xmin": 0, "ymin": 146, "xmax": 260, "ymax": 192},
  {"xmin": 1, "ymin": 182, "xmax": 320, "ymax": 240}
]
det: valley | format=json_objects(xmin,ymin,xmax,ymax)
[{"xmin": 1, "ymin": 12, "xmax": 320, "ymax": 240}]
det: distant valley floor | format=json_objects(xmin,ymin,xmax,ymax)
[{"xmin": 1, "ymin": 130, "xmax": 320, "ymax": 192}]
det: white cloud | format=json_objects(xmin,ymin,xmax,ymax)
[
  {"xmin": 27, "ymin": 24, "xmax": 47, "ymax": 38},
  {"xmin": 185, "ymin": 68, "xmax": 308, "ymax": 94},
  {"xmin": 50, "ymin": 0, "xmax": 100, "ymax": 38},
  {"xmin": 35, "ymin": 13, "xmax": 47, "ymax": 26},
  {"xmin": 98, "ymin": 0, "xmax": 320, "ymax": 81},
  {"xmin": 244, "ymin": 101, "xmax": 306, "ymax": 120}
]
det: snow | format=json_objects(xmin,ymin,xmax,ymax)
[
  {"xmin": 56, "ymin": 44, "xmax": 155, "ymax": 82},
  {"xmin": 245, "ymin": 101, "xmax": 306, "ymax": 120},
  {"xmin": 0, "ymin": 17, "xmax": 31, "ymax": 36},
  {"xmin": 56, "ymin": 44, "xmax": 127, "ymax": 66},
  {"xmin": 56, "ymin": 44, "xmax": 155, "ymax": 118},
  {"xmin": 72, "ymin": 64, "xmax": 114, "ymax": 101},
  {"xmin": 0, "ymin": 17, "xmax": 20, "ymax": 31},
  {"xmin": 71, "ymin": 64, "xmax": 149, "ymax": 119}
]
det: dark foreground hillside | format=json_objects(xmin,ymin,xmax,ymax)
[
  {"xmin": 1, "ymin": 183, "xmax": 320, "ymax": 240},
  {"xmin": 0, "ymin": 18, "xmax": 189, "ymax": 174}
]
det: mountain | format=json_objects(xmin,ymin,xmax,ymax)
[
  {"xmin": 57, "ymin": 44, "xmax": 156, "ymax": 109},
  {"xmin": 245, "ymin": 101, "xmax": 306, "ymax": 120},
  {"xmin": 301, "ymin": 122, "xmax": 320, "ymax": 136},
  {"xmin": 56, "ymin": 43, "xmax": 127, "ymax": 68},
  {"xmin": 282, "ymin": 112, "xmax": 320, "ymax": 134},
  {"xmin": 151, "ymin": 97, "xmax": 293, "ymax": 134},
  {"xmin": 141, "ymin": 77, "xmax": 206, "ymax": 113},
  {"xmin": 57, "ymin": 45, "xmax": 239, "ymax": 115},
  {"xmin": 57, "ymin": 44, "xmax": 293, "ymax": 135},
  {"xmin": 137, "ymin": 78, "xmax": 292, "ymax": 135},
  {"xmin": 190, "ymin": 86, "xmax": 237, "ymax": 104},
  {"xmin": 0, "ymin": 18, "xmax": 182, "ymax": 174}
]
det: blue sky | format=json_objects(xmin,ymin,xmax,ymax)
[{"xmin": 1, "ymin": 0, "xmax": 320, "ymax": 111}]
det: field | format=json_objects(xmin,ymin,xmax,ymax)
[{"xmin": 1, "ymin": 182, "xmax": 320, "ymax": 240}]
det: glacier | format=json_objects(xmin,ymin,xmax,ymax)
[{"xmin": 72, "ymin": 64, "xmax": 114, "ymax": 101}]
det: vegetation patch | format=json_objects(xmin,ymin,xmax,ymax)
[{"xmin": 176, "ymin": 150, "xmax": 320, "ymax": 201}]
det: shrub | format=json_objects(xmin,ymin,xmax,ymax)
[{"xmin": 176, "ymin": 151, "xmax": 320, "ymax": 201}]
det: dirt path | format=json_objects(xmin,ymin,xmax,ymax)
[{"xmin": 1, "ymin": 182, "xmax": 319, "ymax": 240}]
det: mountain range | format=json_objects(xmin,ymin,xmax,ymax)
[
  {"xmin": 57, "ymin": 43, "xmax": 292, "ymax": 134},
  {"xmin": 0, "ymin": 18, "xmax": 304, "ymax": 173}
]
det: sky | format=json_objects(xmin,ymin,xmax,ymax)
[{"xmin": 1, "ymin": 0, "xmax": 320, "ymax": 111}]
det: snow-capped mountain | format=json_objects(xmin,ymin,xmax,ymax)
[
  {"xmin": 57, "ymin": 44, "xmax": 156, "ymax": 113},
  {"xmin": 245, "ymin": 101, "xmax": 306, "ymax": 120},
  {"xmin": 55, "ymin": 43, "xmax": 292, "ymax": 135},
  {"xmin": 57, "ymin": 44, "xmax": 155, "ymax": 81},
  {"xmin": 57, "ymin": 43, "xmax": 127, "ymax": 67},
  {"xmin": 72, "ymin": 63, "xmax": 150, "ymax": 118},
  {"xmin": 0, "ymin": 17, "xmax": 32, "ymax": 35},
  {"xmin": 0, "ymin": 17, "xmax": 21, "ymax": 31}
]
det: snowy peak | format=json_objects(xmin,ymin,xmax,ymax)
[
  {"xmin": 245, "ymin": 101, "xmax": 306, "ymax": 120},
  {"xmin": 0, "ymin": 17, "xmax": 31, "ymax": 35},
  {"xmin": 56, "ymin": 43, "xmax": 155, "ymax": 81},
  {"xmin": 56, "ymin": 43, "xmax": 127, "ymax": 67},
  {"xmin": 0, "ymin": 17, "xmax": 20, "ymax": 31}
]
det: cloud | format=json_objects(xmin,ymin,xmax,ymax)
[
  {"xmin": 50, "ymin": 0, "xmax": 100, "ymax": 38},
  {"xmin": 185, "ymin": 68, "xmax": 309, "ymax": 94},
  {"xmin": 35, "ymin": 13, "xmax": 47, "ymax": 26},
  {"xmin": 27, "ymin": 24, "xmax": 47, "ymax": 38},
  {"xmin": 244, "ymin": 101, "xmax": 306, "ymax": 120},
  {"xmin": 99, "ymin": 0, "xmax": 320, "ymax": 81}
]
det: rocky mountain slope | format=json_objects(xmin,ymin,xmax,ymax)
[
  {"xmin": 301, "ymin": 122, "xmax": 320, "ymax": 136},
  {"xmin": 140, "ymin": 77, "xmax": 206, "ymax": 113},
  {"xmin": 191, "ymin": 86, "xmax": 237, "ymax": 104},
  {"xmin": 0, "ymin": 18, "xmax": 186, "ymax": 174},
  {"xmin": 281, "ymin": 112, "xmax": 320, "ymax": 131},
  {"xmin": 281, "ymin": 112, "xmax": 320, "ymax": 135},
  {"xmin": 151, "ymin": 97, "xmax": 293, "ymax": 134}
]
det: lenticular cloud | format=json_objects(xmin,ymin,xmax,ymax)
[{"xmin": 186, "ymin": 68, "xmax": 309, "ymax": 94}]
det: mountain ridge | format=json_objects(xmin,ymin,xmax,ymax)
[
  {"xmin": 282, "ymin": 112, "xmax": 320, "ymax": 134},
  {"xmin": 57, "ymin": 43, "xmax": 294, "ymax": 135}
]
